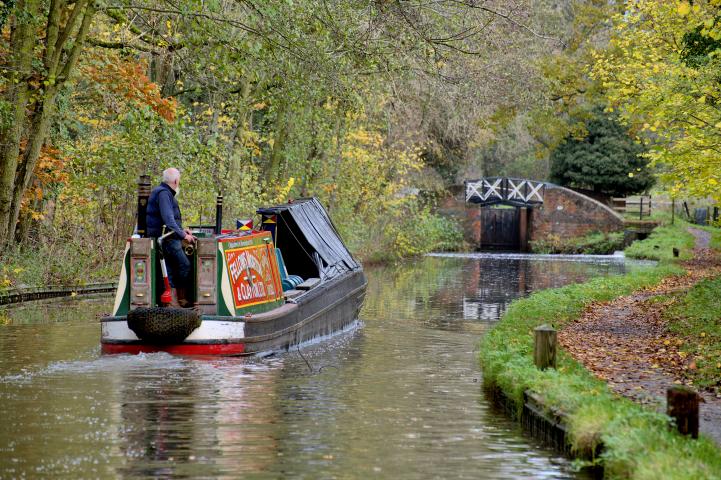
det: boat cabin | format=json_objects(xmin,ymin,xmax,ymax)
[{"xmin": 111, "ymin": 197, "xmax": 358, "ymax": 319}]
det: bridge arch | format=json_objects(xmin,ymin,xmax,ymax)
[{"xmin": 452, "ymin": 178, "xmax": 625, "ymax": 251}]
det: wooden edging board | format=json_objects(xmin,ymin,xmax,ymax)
[
  {"xmin": 0, "ymin": 282, "xmax": 118, "ymax": 306},
  {"xmin": 484, "ymin": 383, "xmax": 604, "ymax": 475}
]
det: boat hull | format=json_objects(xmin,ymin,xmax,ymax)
[{"xmin": 101, "ymin": 270, "xmax": 366, "ymax": 356}]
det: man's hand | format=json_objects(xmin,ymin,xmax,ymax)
[{"xmin": 183, "ymin": 231, "xmax": 196, "ymax": 243}]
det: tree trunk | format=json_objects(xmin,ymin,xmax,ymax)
[
  {"xmin": 267, "ymin": 100, "xmax": 289, "ymax": 182},
  {"xmin": 14, "ymin": 210, "xmax": 34, "ymax": 245},
  {"xmin": 0, "ymin": 0, "xmax": 41, "ymax": 248},
  {"xmin": 328, "ymin": 115, "xmax": 346, "ymax": 214},
  {"xmin": 7, "ymin": 99, "xmax": 56, "ymax": 238},
  {"xmin": 0, "ymin": 0, "xmax": 95, "ymax": 250}
]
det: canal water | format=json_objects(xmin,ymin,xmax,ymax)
[{"xmin": 0, "ymin": 254, "xmax": 649, "ymax": 479}]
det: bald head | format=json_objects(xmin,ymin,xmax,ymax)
[{"xmin": 162, "ymin": 168, "xmax": 180, "ymax": 185}]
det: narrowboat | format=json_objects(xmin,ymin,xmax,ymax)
[{"xmin": 101, "ymin": 186, "xmax": 366, "ymax": 356}]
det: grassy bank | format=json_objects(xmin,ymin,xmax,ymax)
[
  {"xmin": 624, "ymin": 222, "xmax": 696, "ymax": 261},
  {"xmin": 530, "ymin": 231, "xmax": 625, "ymax": 255},
  {"xmin": 661, "ymin": 275, "xmax": 721, "ymax": 393},
  {"xmin": 0, "ymin": 241, "xmax": 120, "ymax": 288},
  {"xmin": 480, "ymin": 222, "xmax": 721, "ymax": 478}
]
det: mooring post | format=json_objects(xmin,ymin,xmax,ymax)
[
  {"xmin": 534, "ymin": 324, "xmax": 557, "ymax": 370},
  {"xmin": 519, "ymin": 207, "xmax": 528, "ymax": 252},
  {"xmin": 667, "ymin": 386, "xmax": 699, "ymax": 438}
]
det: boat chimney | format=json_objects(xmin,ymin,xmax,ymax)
[
  {"xmin": 215, "ymin": 194, "xmax": 223, "ymax": 235},
  {"xmin": 136, "ymin": 175, "xmax": 151, "ymax": 237}
]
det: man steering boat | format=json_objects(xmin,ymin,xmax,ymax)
[{"xmin": 146, "ymin": 168, "xmax": 196, "ymax": 307}]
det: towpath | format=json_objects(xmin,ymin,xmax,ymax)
[{"xmin": 558, "ymin": 228, "xmax": 721, "ymax": 444}]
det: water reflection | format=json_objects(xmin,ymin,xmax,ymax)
[{"xmin": 0, "ymin": 254, "xmax": 645, "ymax": 479}]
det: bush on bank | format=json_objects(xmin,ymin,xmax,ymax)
[
  {"xmin": 530, "ymin": 231, "xmax": 625, "ymax": 255},
  {"xmin": 0, "ymin": 240, "xmax": 120, "ymax": 288},
  {"xmin": 480, "ymin": 223, "xmax": 721, "ymax": 479},
  {"xmin": 0, "ymin": 197, "xmax": 463, "ymax": 288}
]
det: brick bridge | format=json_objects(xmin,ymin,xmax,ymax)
[{"xmin": 439, "ymin": 177, "xmax": 625, "ymax": 251}]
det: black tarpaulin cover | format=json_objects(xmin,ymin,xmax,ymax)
[{"xmin": 257, "ymin": 198, "xmax": 360, "ymax": 280}]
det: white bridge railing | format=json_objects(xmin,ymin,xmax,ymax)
[{"xmin": 465, "ymin": 177, "xmax": 545, "ymax": 206}]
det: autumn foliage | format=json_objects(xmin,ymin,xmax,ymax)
[
  {"xmin": 84, "ymin": 55, "xmax": 177, "ymax": 122},
  {"xmin": 19, "ymin": 144, "xmax": 68, "ymax": 221}
]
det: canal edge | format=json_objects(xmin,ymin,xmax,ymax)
[
  {"xmin": 485, "ymin": 382, "xmax": 604, "ymax": 474},
  {"xmin": 0, "ymin": 282, "xmax": 117, "ymax": 305}
]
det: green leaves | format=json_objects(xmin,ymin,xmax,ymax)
[{"xmin": 549, "ymin": 110, "xmax": 653, "ymax": 197}]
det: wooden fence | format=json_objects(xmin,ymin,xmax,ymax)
[{"xmin": 612, "ymin": 196, "xmax": 652, "ymax": 219}]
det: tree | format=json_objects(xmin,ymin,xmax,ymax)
[
  {"xmin": 0, "ymin": 0, "xmax": 96, "ymax": 248},
  {"xmin": 590, "ymin": 0, "xmax": 721, "ymax": 202},
  {"xmin": 549, "ymin": 112, "xmax": 653, "ymax": 197}
]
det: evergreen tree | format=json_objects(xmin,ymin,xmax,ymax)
[{"xmin": 549, "ymin": 112, "xmax": 653, "ymax": 197}]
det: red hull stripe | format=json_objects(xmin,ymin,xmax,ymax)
[{"xmin": 101, "ymin": 342, "xmax": 246, "ymax": 356}]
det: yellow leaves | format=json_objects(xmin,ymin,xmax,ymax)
[
  {"xmin": 709, "ymin": 178, "xmax": 719, "ymax": 186},
  {"xmin": 591, "ymin": 0, "xmax": 721, "ymax": 203},
  {"xmin": 677, "ymin": 2, "xmax": 691, "ymax": 17},
  {"xmin": 270, "ymin": 178, "xmax": 296, "ymax": 204}
]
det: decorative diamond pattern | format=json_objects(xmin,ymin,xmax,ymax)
[{"xmin": 465, "ymin": 177, "xmax": 545, "ymax": 206}]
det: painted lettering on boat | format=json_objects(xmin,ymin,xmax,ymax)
[{"xmin": 224, "ymin": 244, "xmax": 282, "ymax": 309}]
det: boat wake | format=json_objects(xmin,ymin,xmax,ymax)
[{"xmin": 0, "ymin": 351, "xmax": 187, "ymax": 384}]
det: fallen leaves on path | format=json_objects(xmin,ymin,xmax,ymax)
[{"xmin": 558, "ymin": 228, "xmax": 721, "ymax": 442}]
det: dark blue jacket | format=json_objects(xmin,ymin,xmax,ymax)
[{"xmin": 146, "ymin": 183, "xmax": 185, "ymax": 239}]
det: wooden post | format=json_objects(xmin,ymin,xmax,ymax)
[
  {"xmin": 519, "ymin": 207, "xmax": 528, "ymax": 252},
  {"xmin": 639, "ymin": 197, "xmax": 644, "ymax": 220},
  {"xmin": 478, "ymin": 206, "xmax": 483, "ymax": 250},
  {"xmin": 671, "ymin": 198, "xmax": 675, "ymax": 225},
  {"xmin": 667, "ymin": 386, "xmax": 699, "ymax": 438},
  {"xmin": 215, "ymin": 194, "xmax": 223, "ymax": 235},
  {"xmin": 673, "ymin": 247, "xmax": 679, "ymax": 258},
  {"xmin": 534, "ymin": 324, "xmax": 557, "ymax": 370}
]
